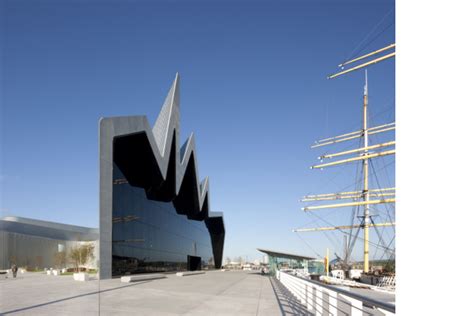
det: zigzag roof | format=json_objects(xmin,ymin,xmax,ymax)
[
  {"xmin": 99, "ymin": 74, "xmax": 225, "ymax": 278},
  {"xmin": 99, "ymin": 73, "xmax": 221, "ymax": 222},
  {"xmin": 151, "ymin": 73, "xmax": 209, "ymax": 213}
]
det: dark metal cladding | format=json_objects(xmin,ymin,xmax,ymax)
[{"xmin": 99, "ymin": 74, "xmax": 225, "ymax": 279}]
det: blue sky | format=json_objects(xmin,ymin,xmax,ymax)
[{"xmin": 1, "ymin": 0, "xmax": 395, "ymax": 262}]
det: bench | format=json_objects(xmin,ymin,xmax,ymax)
[
  {"xmin": 176, "ymin": 271, "xmax": 205, "ymax": 277},
  {"xmin": 120, "ymin": 274, "xmax": 166, "ymax": 283}
]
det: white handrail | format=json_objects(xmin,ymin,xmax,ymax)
[{"xmin": 276, "ymin": 270, "xmax": 395, "ymax": 315}]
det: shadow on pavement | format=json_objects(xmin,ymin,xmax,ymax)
[
  {"xmin": 246, "ymin": 271, "xmax": 269, "ymax": 276},
  {"xmin": 1, "ymin": 280, "xmax": 153, "ymax": 315},
  {"xmin": 269, "ymin": 277, "xmax": 312, "ymax": 316}
]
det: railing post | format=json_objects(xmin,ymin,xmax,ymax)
[
  {"xmin": 296, "ymin": 278, "xmax": 303, "ymax": 302},
  {"xmin": 301, "ymin": 282, "xmax": 306, "ymax": 306},
  {"xmin": 340, "ymin": 293, "xmax": 363, "ymax": 316},
  {"xmin": 325, "ymin": 288, "xmax": 338, "ymax": 315},
  {"xmin": 307, "ymin": 282, "xmax": 314, "ymax": 312},
  {"xmin": 315, "ymin": 285, "xmax": 323, "ymax": 316},
  {"xmin": 277, "ymin": 271, "xmax": 395, "ymax": 316}
]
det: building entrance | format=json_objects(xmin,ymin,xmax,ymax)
[{"xmin": 187, "ymin": 255, "xmax": 201, "ymax": 271}]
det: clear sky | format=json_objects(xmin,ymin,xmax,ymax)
[{"xmin": 1, "ymin": 0, "xmax": 395, "ymax": 262}]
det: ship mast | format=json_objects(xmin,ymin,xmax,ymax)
[
  {"xmin": 294, "ymin": 44, "xmax": 395, "ymax": 273},
  {"xmin": 362, "ymin": 70, "xmax": 370, "ymax": 273}
]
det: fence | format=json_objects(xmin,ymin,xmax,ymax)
[{"xmin": 276, "ymin": 270, "xmax": 395, "ymax": 315}]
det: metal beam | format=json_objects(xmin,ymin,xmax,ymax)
[
  {"xmin": 301, "ymin": 192, "xmax": 395, "ymax": 202},
  {"xmin": 311, "ymin": 150, "xmax": 395, "ymax": 169},
  {"xmin": 367, "ymin": 123, "xmax": 395, "ymax": 133},
  {"xmin": 302, "ymin": 198, "xmax": 396, "ymax": 211},
  {"xmin": 312, "ymin": 134, "xmax": 362, "ymax": 148},
  {"xmin": 328, "ymin": 52, "xmax": 395, "ymax": 79},
  {"xmin": 293, "ymin": 222, "xmax": 395, "ymax": 232},
  {"xmin": 338, "ymin": 43, "xmax": 395, "ymax": 67},
  {"xmin": 369, "ymin": 126, "xmax": 395, "ymax": 135},
  {"xmin": 319, "ymin": 141, "xmax": 395, "ymax": 159},
  {"xmin": 317, "ymin": 130, "xmax": 362, "ymax": 143},
  {"xmin": 302, "ymin": 187, "xmax": 395, "ymax": 199},
  {"xmin": 312, "ymin": 122, "xmax": 395, "ymax": 148},
  {"xmin": 301, "ymin": 195, "xmax": 362, "ymax": 202}
]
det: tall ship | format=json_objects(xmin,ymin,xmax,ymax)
[{"xmin": 294, "ymin": 43, "xmax": 396, "ymax": 291}]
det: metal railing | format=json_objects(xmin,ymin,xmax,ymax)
[{"xmin": 276, "ymin": 270, "xmax": 395, "ymax": 315}]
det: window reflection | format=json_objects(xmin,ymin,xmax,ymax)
[{"xmin": 112, "ymin": 164, "xmax": 214, "ymax": 276}]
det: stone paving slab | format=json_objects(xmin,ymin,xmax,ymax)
[{"xmin": 0, "ymin": 270, "xmax": 305, "ymax": 315}]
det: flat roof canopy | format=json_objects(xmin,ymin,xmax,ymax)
[
  {"xmin": 0, "ymin": 216, "xmax": 98, "ymax": 241},
  {"xmin": 257, "ymin": 248, "xmax": 315, "ymax": 261}
]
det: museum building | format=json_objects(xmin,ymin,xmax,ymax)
[{"xmin": 99, "ymin": 74, "xmax": 225, "ymax": 279}]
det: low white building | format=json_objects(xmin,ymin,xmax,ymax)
[{"xmin": 0, "ymin": 216, "xmax": 99, "ymax": 270}]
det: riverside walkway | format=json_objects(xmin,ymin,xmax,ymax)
[{"xmin": 0, "ymin": 270, "xmax": 310, "ymax": 315}]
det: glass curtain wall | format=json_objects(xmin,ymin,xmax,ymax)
[
  {"xmin": 268, "ymin": 255, "xmax": 306, "ymax": 276},
  {"xmin": 111, "ymin": 164, "xmax": 214, "ymax": 276}
]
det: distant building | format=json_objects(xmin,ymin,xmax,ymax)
[
  {"xmin": 257, "ymin": 248, "xmax": 317, "ymax": 276},
  {"xmin": 99, "ymin": 74, "xmax": 225, "ymax": 279},
  {"xmin": 0, "ymin": 216, "xmax": 98, "ymax": 270},
  {"xmin": 225, "ymin": 262, "xmax": 242, "ymax": 270}
]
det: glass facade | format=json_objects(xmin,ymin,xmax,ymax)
[
  {"xmin": 268, "ymin": 256, "xmax": 305, "ymax": 276},
  {"xmin": 308, "ymin": 260, "xmax": 325, "ymax": 275},
  {"xmin": 112, "ymin": 164, "xmax": 214, "ymax": 276},
  {"xmin": 263, "ymin": 252, "xmax": 323, "ymax": 276}
]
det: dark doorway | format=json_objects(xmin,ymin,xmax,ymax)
[{"xmin": 187, "ymin": 255, "xmax": 201, "ymax": 271}]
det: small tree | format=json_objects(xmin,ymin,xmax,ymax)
[
  {"xmin": 9, "ymin": 256, "xmax": 17, "ymax": 265},
  {"xmin": 54, "ymin": 251, "xmax": 67, "ymax": 269},
  {"xmin": 383, "ymin": 260, "xmax": 395, "ymax": 273},
  {"xmin": 69, "ymin": 244, "xmax": 95, "ymax": 272},
  {"xmin": 35, "ymin": 256, "xmax": 43, "ymax": 270}
]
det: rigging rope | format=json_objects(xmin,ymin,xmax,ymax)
[
  {"xmin": 305, "ymin": 94, "xmax": 395, "ymax": 262},
  {"xmin": 306, "ymin": 212, "xmax": 341, "ymax": 250},
  {"xmin": 351, "ymin": 21, "xmax": 394, "ymax": 60},
  {"xmin": 344, "ymin": 7, "xmax": 395, "ymax": 62},
  {"xmin": 369, "ymin": 158, "xmax": 395, "ymax": 260},
  {"xmin": 306, "ymin": 211, "xmax": 395, "ymax": 254},
  {"xmin": 295, "ymin": 232, "xmax": 324, "ymax": 259},
  {"xmin": 348, "ymin": 136, "xmax": 364, "ymax": 260}
]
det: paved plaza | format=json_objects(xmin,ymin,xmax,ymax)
[{"xmin": 0, "ymin": 270, "xmax": 311, "ymax": 315}]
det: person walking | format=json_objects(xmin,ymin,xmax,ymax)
[{"xmin": 11, "ymin": 264, "xmax": 18, "ymax": 278}]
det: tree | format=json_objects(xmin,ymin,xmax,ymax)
[
  {"xmin": 35, "ymin": 256, "xmax": 43, "ymax": 270},
  {"xmin": 54, "ymin": 251, "xmax": 67, "ymax": 269},
  {"xmin": 69, "ymin": 244, "xmax": 95, "ymax": 272},
  {"xmin": 9, "ymin": 256, "xmax": 16, "ymax": 265},
  {"xmin": 383, "ymin": 260, "xmax": 395, "ymax": 273}
]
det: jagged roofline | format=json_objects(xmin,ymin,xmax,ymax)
[
  {"xmin": 151, "ymin": 73, "xmax": 209, "ymax": 211},
  {"xmin": 99, "ymin": 74, "xmax": 225, "ymax": 277},
  {"xmin": 100, "ymin": 73, "xmax": 213, "ymax": 217}
]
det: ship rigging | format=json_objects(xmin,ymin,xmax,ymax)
[{"xmin": 294, "ymin": 43, "xmax": 396, "ymax": 274}]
